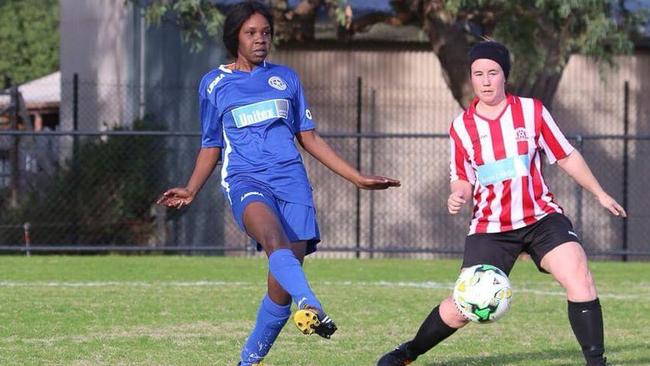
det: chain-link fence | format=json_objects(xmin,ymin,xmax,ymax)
[
  {"xmin": 0, "ymin": 129, "xmax": 648, "ymax": 259},
  {"xmin": 2, "ymin": 71, "xmax": 649, "ymax": 259}
]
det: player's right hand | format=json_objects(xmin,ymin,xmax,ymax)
[
  {"xmin": 448, "ymin": 191, "xmax": 466, "ymax": 215},
  {"xmin": 156, "ymin": 187, "xmax": 195, "ymax": 209}
]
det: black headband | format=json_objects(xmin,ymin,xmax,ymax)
[{"xmin": 468, "ymin": 41, "xmax": 511, "ymax": 79}]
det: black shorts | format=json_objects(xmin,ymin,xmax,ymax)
[{"xmin": 462, "ymin": 213, "xmax": 581, "ymax": 275}]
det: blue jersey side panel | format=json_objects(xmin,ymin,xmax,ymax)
[
  {"xmin": 198, "ymin": 62, "xmax": 315, "ymax": 207},
  {"xmin": 199, "ymin": 70, "xmax": 225, "ymax": 148}
]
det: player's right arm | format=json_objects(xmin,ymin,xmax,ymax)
[
  {"xmin": 448, "ymin": 122, "xmax": 475, "ymax": 215},
  {"xmin": 158, "ymin": 71, "xmax": 225, "ymax": 209},
  {"xmin": 157, "ymin": 147, "xmax": 221, "ymax": 209},
  {"xmin": 448, "ymin": 180, "xmax": 473, "ymax": 215}
]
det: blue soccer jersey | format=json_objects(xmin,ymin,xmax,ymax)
[{"xmin": 198, "ymin": 61, "xmax": 316, "ymax": 206}]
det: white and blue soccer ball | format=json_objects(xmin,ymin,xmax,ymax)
[{"xmin": 452, "ymin": 264, "xmax": 512, "ymax": 323}]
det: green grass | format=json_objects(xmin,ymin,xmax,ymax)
[{"xmin": 1, "ymin": 256, "xmax": 649, "ymax": 365}]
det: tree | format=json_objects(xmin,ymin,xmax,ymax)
[
  {"xmin": 0, "ymin": 0, "xmax": 59, "ymax": 85},
  {"xmin": 0, "ymin": 118, "xmax": 166, "ymax": 246},
  {"xmin": 131, "ymin": 0, "xmax": 645, "ymax": 107}
]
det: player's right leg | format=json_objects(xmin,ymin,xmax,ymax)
[
  {"xmin": 242, "ymin": 201, "xmax": 335, "ymax": 337},
  {"xmin": 378, "ymin": 232, "xmax": 521, "ymax": 365},
  {"xmin": 238, "ymin": 248, "xmax": 306, "ymax": 366}
]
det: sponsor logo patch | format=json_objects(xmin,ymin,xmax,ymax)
[
  {"xmin": 231, "ymin": 99, "xmax": 289, "ymax": 128},
  {"xmin": 476, "ymin": 154, "xmax": 530, "ymax": 185}
]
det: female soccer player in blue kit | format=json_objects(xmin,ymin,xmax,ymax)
[{"xmin": 157, "ymin": 2, "xmax": 400, "ymax": 365}]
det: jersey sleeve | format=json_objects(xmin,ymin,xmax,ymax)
[
  {"xmin": 449, "ymin": 124, "xmax": 476, "ymax": 185},
  {"xmin": 537, "ymin": 102, "xmax": 574, "ymax": 164},
  {"xmin": 289, "ymin": 71, "xmax": 315, "ymax": 133},
  {"xmin": 199, "ymin": 75, "xmax": 224, "ymax": 148}
]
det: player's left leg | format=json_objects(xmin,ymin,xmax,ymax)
[
  {"xmin": 540, "ymin": 241, "xmax": 607, "ymax": 366},
  {"xmin": 238, "ymin": 244, "xmax": 307, "ymax": 366}
]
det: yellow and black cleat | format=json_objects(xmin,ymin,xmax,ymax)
[
  {"xmin": 293, "ymin": 308, "xmax": 321, "ymax": 335},
  {"xmin": 293, "ymin": 307, "xmax": 338, "ymax": 339}
]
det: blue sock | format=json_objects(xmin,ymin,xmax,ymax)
[
  {"xmin": 268, "ymin": 248, "xmax": 323, "ymax": 310},
  {"xmin": 239, "ymin": 294, "xmax": 291, "ymax": 366}
]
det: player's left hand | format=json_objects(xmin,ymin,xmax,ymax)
[
  {"xmin": 597, "ymin": 193, "xmax": 627, "ymax": 217},
  {"xmin": 355, "ymin": 175, "xmax": 401, "ymax": 190}
]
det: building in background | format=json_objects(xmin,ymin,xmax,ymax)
[{"xmin": 54, "ymin": 0, "xmax": 650, "ymax": 256}]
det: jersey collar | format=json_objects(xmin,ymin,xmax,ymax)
[
  {"xmin": 465, "ymin": 93, "xmax": 514, "ymax": 120},
  {"xmin": 219, "ymin": 60, "xmax": 269, "ymax": 74}
]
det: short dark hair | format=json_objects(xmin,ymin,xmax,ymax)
[{"xmin": 222, "ymin": 1, "xmax": 274, "ymax": 58}]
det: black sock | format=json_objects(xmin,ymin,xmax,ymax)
[
  {"xmin": 408, "ymin": 305, "xmax": 458, "ymax": 357},
  {"xmin": 568, "ymin": 298, "xmax": 605, "ymax": 365}
]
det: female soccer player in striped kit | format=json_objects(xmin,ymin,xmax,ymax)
[
  {"xmin": 377, "ymin": 41, "xmax": 625, "ymax": 366},
  {"xmin": 157, "ymin": 2, "xmax": 399, "ymax": 365}
]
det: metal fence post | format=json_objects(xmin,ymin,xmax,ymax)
[
  {"xmin": 71, "ymin": 73, "xmax": 80, "ymax": 244},
  {"xmin": 23, "ymin": 222, "xmax": 31, "ymax": 257},
  {"xmin": 355, "ymin": 77, "xmax": 362, "ymax": 259},
  {"xmin": 369, "ymin": 89, "xmax": 376, "ymax": 259},
  {"xmin": 622, "ymin": 81, "xmax": 629, "ymax": 262},
  {"xmin": 9, "ymin": 84, "xmax": 19, "ymax": 208},
  {"xmin": 574, "ymin": 135, "xmax": 584, "ymax": 236}
]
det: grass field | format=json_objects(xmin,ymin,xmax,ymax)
[{"xmin": 1, "ymin": 256, "xmax": 649, "ymax": 366}]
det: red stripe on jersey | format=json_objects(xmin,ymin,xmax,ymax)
[
  {"xmin": 450, "ymin": 127, "xmax": 468, "ymax": 181},
  {"xmin": 539, "ymin": 161, "xmax": 564, "ymax": 213},
  {"xmin": 499, "ymin": 180, "xmax": 513, "ymax": 231},
  {"xmin": 475, "ymin": 185, "xmax": 495, "ymax": 233},
  {"xmin": 463, "ymin": 113, "xmax": 484, "ymax": 165},
  {"xmin": 488, "ymin": 115, "xmax": 507, "ymax": 160},
  {"xmin": 513, "ymin": 96, "xmax": 535, "ymax": 224},
  {"xmin": 511, "ymin": 97, "xmax": 528, "ymax": 155},
  {"xmin": 530, "ymin": 157, "xmax": 556, "ymax": 214},
  {"xmin": 534, "ymin": 99, "xmax": 543, "ymax": 146},
  {"xmin": 536, "ymin": 99, "xmax": 569, "ymax": 160},
  {"xmin": 521, "ymin": 176, "xmax": 537, "ymax": 225},
  {"xmin": 486, "ymin": 112, "xmax": 511, "ymax": 230}
]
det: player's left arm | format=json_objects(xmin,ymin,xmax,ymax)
[
  {"xmin": 296, "ymin": 130, "xmax": 400, "ymax": 190},
  {"xmin": 538, "ymin": 102, "xmax": 626, "ymax": 217},
  {"xmin": 557, "ymin": 150, "xmax": 627, "ymax": 217}
]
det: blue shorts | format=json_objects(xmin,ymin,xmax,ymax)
[{"xmin": 225, "ymin": 182, "xmax": 321, "ymax": 255}]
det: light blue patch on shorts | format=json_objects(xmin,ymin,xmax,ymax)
[{"xmin": 476, "ymin": 154, "xmax": 530, "ymax": 186}]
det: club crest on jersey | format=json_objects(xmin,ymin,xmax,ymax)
[
  {"xmin": 268, "ymin": 76, "xmax": 287, "ymax": 91},
  {"xmin": 231, "ymin": 99, "xmax": 289, "ymax": 128},
  {"xmin": 515, "ymin": 127, "xmax": 530, "ymax": 141}
]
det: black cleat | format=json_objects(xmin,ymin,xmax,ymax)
[
  {"xmin": 587, "ymin": 357, "xmax": 610, "ymax": 366},
  {"xmin": 293, "ymin": 307, "xmax": 338, "ymax": 339},
  {"xmin": 377, "ymin": 342, "xmax": 417, "ymax": 366}
]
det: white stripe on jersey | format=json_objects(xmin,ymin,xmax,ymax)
[{"xmin": 221, "ymin": 128, "xmax": 233, "ymax": 204}]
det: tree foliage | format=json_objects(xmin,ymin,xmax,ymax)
[
  {"xmin": 399, "ymin": 0, "xmax": 646, "ymax": 106},
  {"xmin": 130, "ymin": 0, "xmax": 646, "ymax": 107},
  {"xmin": 0, "ymin": 0, "xmax": 59, "ymax": 85}
]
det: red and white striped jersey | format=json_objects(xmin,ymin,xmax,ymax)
[{"xmin": 449, "ymin": 95, "xmax": 574, "ymax": 235}]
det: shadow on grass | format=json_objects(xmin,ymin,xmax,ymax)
[{"xmin": 421, "ymin": 343, "xmax": 649, "ymax": 366}]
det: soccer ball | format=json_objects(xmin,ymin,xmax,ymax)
[{"xmin": 452, "ymin": 264, "xmax": 512, "ymax": 323}]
